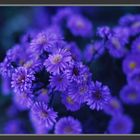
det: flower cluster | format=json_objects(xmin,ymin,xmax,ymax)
[{"xmin": 1, "ymin": 8, "xmax": 140, "ymax": 134}]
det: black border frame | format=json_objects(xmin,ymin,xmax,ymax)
[{"xmin": 0, "ymin": 0, "xmax": 139, "ymax": 4}]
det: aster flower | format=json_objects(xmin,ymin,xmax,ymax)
[
  {"xmin": 61, "ymin": 93, "xmax": 81, "ymax": 111},
  {"xmin": 11, "ymin": 67, "xmax": 35, "ymax": 93},
  {"xmin": 108, "ymin": 114, "xmax": 133, "ymax": 134},
  {"xmin": 83, "ymin": 41, "xmax": 105, "ymax": 62},
  {"xmin": 103, "ymin": 97, "xmax": 123, "ymax": 116},
  {"xmin": 120, "ymin": 84, "xmax": 140, "ymax": 105},
  {"xmin": 13, "ymin": 91, "xmax": 34, "ymax": 110},
  {"xmin": 68, "ymin": 82, "xmax": 91, "ymax": 103},
  {"xmin": 55, "ymin": 116, "xmax": 82, "ymax": 134},
  {"xmin": 3, "ymin": 119, "xmax": 25, "ymax": 134},
  {"xmin": 31, "ymin": 101, "xmax": 58, "ymax": 128},
  {"xmin": 67, "ymin": 14, "xmax": 93, "ymax": 38},
  {"xmin": 65, "ymin": 62, "xmax": 92, "ymax": 83},
  {"xmin": 122, "ymin": 53, "xmax": 140, "ymax": 75},
  {"xmin": 49, "ymin": 73, "xmax": 69, "ymax": 91},
  {"xmin": 44, "ymin": 48, "xmax": 72, "ymax": 74},
  {"xmin": 86, "ymin": 81, "xmax": 111, "ymax": 111},
  {"xmin": 106, "ymin": 36, "xmax": 127, "ymax": 58},
  {"xmin": 131, "ymin": 36, "xmax": 140, "ymax": 53},
  {"xmin": 30, "ymin": 28, "xmax": 63, "ymax": 55}
]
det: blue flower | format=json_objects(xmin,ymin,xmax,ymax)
[
  {"xmin": 86, "ymin": 81, "xmax": 111, "ymax": 110},
  {"xmin": 108, "ymin": 114, "xmax": 133, "ymax": 134},
  {"xmin": 11, "ymin": 67, "xmax": 35, "ymax": 93},
  {"xmin": 55, "ymin": 116, "xmax": 82, "ymax": 134},
  {"xmin": 31, "ymin": 101, "xmax": 58, "ymax": 129}
]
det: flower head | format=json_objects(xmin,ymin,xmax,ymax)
[
  {"xmin": 31, "ymin": 101, "xmax": 58, "ymax": 129},
  {"xmin": 49, "ymin": 73, "xmax": 69, "ymax": 91},
  {"xmin": 86, "ymin": 81, "xmax": 111, "ymax": 110},
  {"xmin": 55, "ymin": 116, "xmax": 82, "ymax": 134},
  {"xmin": 44, "ymin": 48, "xmax": 72, "ymax": 74},
  {"xmin": 65, "ymin": 62, "xmax": 92, "ymax": 83},
  {"xmin": 103, "ymin": 97, "xmax": 123, "ymax": 116},
  {"xmin": 13, "ymin": 91, "xmax": 34, "ymax": 110},
  {"xmin": 11, "ymin": 67, "xmax": 35, "ymax": 93},
  {"xmin": 120, "ymin": 84, "xmax": 140, "ymax": 105},
  {"xmin": 108, "ymin": 114, "xmax": 133, "ymax": 134},
  {"xmin": 30, "ymin": 29, "xmax": 63, "ymax": 54},
  {"xmin": 67, "ymin": 14, "xmax": 93, "ymax": 38},
  {"xmin": 122, "ymin": 53, "xmax": 140, "ymax": 75}
]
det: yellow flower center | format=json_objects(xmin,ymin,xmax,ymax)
[
  {"xmin": 64, "ymin": 126, "xmax": 73, "ymax": 133},
  {"xmin": 128, "ymin": 93, "xmax": 137, "ymax": 100},
  {"xmin": 110, "ymin": 100, "xmax": 119, "ymax": 109},
  {"xmin": 66, "ymin": 96, "xmax": 74, "ymax": 104},
  {"xmin": 76, "ymin": 21, "xmax": 84, "ymax": 28},
  {"xmin": 41, "ymin": 89, "xmax": 48, "ymax": 95},
  {"xmin": 52, "ymin": 54, "xmax": 62, "ymax": 64},
  {"xmin": 129, "ymin": 62, "xmax": 136, "ymax": 69}
]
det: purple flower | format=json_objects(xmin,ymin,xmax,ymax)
[
  {"xmin": 65, "ymin": 62, "xmax": 92, "ymax": 83},
  {"xmin": 3, "ymin": 119, "xmax": 25, "ymax": 134},
  {"xmin": 103, "ymin": 97, "xmax": 123, "ymax": 116},
  {"xmin": 131, "ymin": 36, "xmax": 140, "ymax": 53},
  {"xmin": 13, "ymin": 92, "xmax": 34, "ymax": 110},
  {"xmin": 31, "ymin": 101, "xmax": 58, "ymax": 129},
  {"xmin": 68, "ymin": 82, "xmax": 91, "ymax": 103},
  {"xmin": 44, "ymin": 48, "xmax": 72, "ymax": 74},
  {"xmin": 65, "ymin": 42, "xmax": 82, "ymax": 61},
  {"xmin": 49, "ymin": 73, "xmax": 69, "ymax": 92},
  {"xmin": 86, "ymin": 81, "xmax": 111, "ymax": 111},
  {"xmin": 97, "ymin": 26, "xmax": 112, "ymax": 39},
  {"xmin": 67, "ymin": 14, "xmax": 93, "ymax": 38},
  {"xmin": 11, "ymin": 67, "xmax": 35, "ymax": 93},
  {"xmin": 127, "ymin": 69, "xmax": 140, "ymax": 89},
  {"xmin": 106, "ymin": 36, "xmax": 127, "ymax": 58},
  {"xmin": 30, "ymin": 28, "xmax": 63, "ymax": 54},
  {"xmin": 122, "ymin": 53, "xmax": 140, "ymax": 75},
  {"xmin": 61, "ymin": 93, "xmax": 81, "ymax": 111},
  {"xmin": 55, "ymin": 116, "xmax": 82, "ymax": 134},
  {"xmin": 120, "ymin": 84, "xmax": 140, "ymax": 105},
  {"xmin": 108, "ymin": 114, "xmax": 133, "ymax": 134},
  {"xmin": 83, "ymin": 41, "xmax": 105, "ymax": 62}
]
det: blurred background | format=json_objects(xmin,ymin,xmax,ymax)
[{"xmin": 0, "ymin": 7, "xmax": 140, "ymax": 134}]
